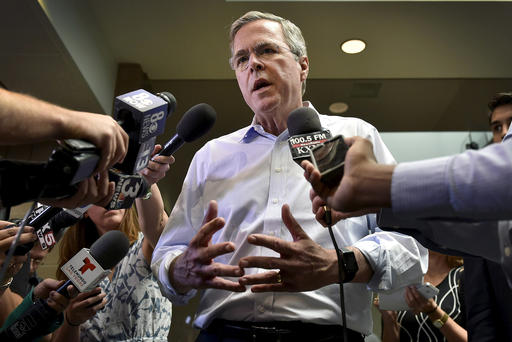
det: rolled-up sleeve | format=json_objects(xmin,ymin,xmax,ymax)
[{"xmin": 352, "ymin": 229, "xmax": 428, "ymax": 291}]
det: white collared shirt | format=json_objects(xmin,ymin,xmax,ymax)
[{"xmin": 152, "ymin": 102, "xmax": 427, "ymax": 335}]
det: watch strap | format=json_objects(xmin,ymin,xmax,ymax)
[
  {"xmin": 339, "ymin": 247, "xmax": 358, "ymax": 283},
  {"xmin": 433, "ymin": 312, "xmax": 449, "ymax": 329}
]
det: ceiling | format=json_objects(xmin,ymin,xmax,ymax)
[
  {"xmin": 1, "ymin": 0, "xmax": 512, "ymax": 207},
  {"xmin": 2, "ymin": 0, "xmax": 512, "ymax": 131}
]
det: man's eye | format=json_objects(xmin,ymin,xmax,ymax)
[
  {"xmin": 493, "ymin": 125, "xmax": 502, "ymax": 133},
  {"xmin": 236, "ymin": 56, "xmax": 248, "ymax": 66},
  {"xmin": 262, "ymin": 47, "xmax": 277, "ymax": 55}
]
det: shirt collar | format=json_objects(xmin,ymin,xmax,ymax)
[{"xmin": 240, "ymin": 101, "xmax": 317, "ymax": 143}]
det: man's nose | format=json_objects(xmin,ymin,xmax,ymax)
[{"xmin": 249, "ymin": 53, "xmax": 264, "ymax": 71}]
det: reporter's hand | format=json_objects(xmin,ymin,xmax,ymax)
[
  {"xmin": 169, "ymin": 200, "xmax": 245, "ymax": 294},
  {"xmin": 405, "ymin": 286, "xmax": 437, "ymax": 315},
  {"xmin": 65, "ymin": 112, "xmax": 128, "ymax": 173},
  {"xmin": 302, "ymin": 136, "xmax": 388, "ymax": 213},
  {"xmin": 40, "ymin": 170, "xmax": 114, "ymax": 208},
  {"xmin": 140, "ymin": 144, "xmax": 175, "ymax": 185},
  {"xmin": 309, "ymin": 190, "xmax": 346, "ymax": 226},
  {"xmin": 0, "ymin": 222, "xmax": 35, "ymax": 269},
  {"xmin": 238, "ymin": 204, "xmax": 338, "ymax": 292},
  {"xmin": 33, "ymin": 278, "xmax": 77, "ymax": 313},
  {"xmin": 64, "ymin": 287, "xmax": 106, "ymax": 326}
]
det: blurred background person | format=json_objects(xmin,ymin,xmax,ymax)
[
  {"xmin": 53, "ymin": 145, "xmax": 173, "ymax": 342},
  {"xmin": 377, "ymin": 251, "xmax": 466, "ymax": 342},
  {"xmin": 0, "ymin": 222, "xmax": 76, "ymax": 342}
]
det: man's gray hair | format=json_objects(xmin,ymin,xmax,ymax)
[{"xmin": 229, "ymin": 11, "xmax": 308, "ymax": 95}]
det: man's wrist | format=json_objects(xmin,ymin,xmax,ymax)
[
  {"xmin": 169, "ymin": 255, "xmax": 193, "ymax": 294},
  {"xmin": 339, "ymin": 247, "xmax": 358, "ymax": 283}
]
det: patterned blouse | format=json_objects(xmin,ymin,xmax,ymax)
[
  {"xmin": 80, "ymin": 233, "xmax": 172, "ymax": 341},
  {"xmin": 396, "ymin": 266, "xmax": 465, "ymax": 342}
]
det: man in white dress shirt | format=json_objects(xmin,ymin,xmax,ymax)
[{"xmin": 152, "ymin": 11, "xmax": 427, "ymax": 342}]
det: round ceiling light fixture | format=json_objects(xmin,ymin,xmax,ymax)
[
  {"xmin": 329, "ymin": 102, "xmax": 349, "ymax": 114},
  {"xmin": 341, "ymin": 39, "xmax": 366, "ymax": 54}
]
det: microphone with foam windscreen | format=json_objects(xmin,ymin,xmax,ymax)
[
  {"xmin": 0, "ymin": 230, "xmax": 129, "ymax": 341},
  {"xmin": 287, "ymin": 107, "xmax": 332, "ymax": 165},
  {"xmin": 155, "ymin": 103, "xmax": 217, "ymax": 158}
]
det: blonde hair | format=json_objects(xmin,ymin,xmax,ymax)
[{"xmin": 56, "ymin": 206, "xmax": 139, "ymax": 280}]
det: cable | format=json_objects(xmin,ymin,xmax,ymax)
[
  {"xmin": 0, "ymin": 200, "xmax": 37, "ymax": 281},
  {"xmin": 324, "ymin": 206, "xmax": 348, "ymax": 342}
]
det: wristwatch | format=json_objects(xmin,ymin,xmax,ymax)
[
  {"xmin": 339, "ymin": 247, "xmax": 358, "ymax": 283},
  {"xmin": 432, "ymin": 312, "xmax": 449, "ymax": 329}
]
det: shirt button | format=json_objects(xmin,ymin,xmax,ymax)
[
  {"xmin": 272, "ymin": 198, "xmax": 278, "ymax": 204},
  {"xmin": 257, "ymin": 305, "xmax": 265, "ymax": 313},
  {"xmin": 275, "ymin": 168, "xmax": 282, "ymax": 173},
  {"xmin": 505, "ymin": 246, "xmax": 511, "ymax": 257}
]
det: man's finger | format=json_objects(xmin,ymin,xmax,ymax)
[
  {"xmin": 281, "ymin": 204, "xmax": 309, "ymax": 241},
  {"xmin": 343, "ymin": 136, "xmax": 357, "ymax": 147},
  {"xmin": 239, "ymin": 271, "xmax": 279, "ymax": 286},
  {"xmin": 245, "ymin": 234, "xmax": 290, "ymax": 255},
  {"xmin": 196, "ymin": 262, "xmax": 244, "ymax": 278},
  {"xmin": 203, "ymin": 278, "xmax": 246, "ymax": 292},
  {"xmin": 202, "ymin": 200, "xmax": 218, "ymax": 225},
  {"xmin": 197, "ymin": 242, "xmax": 236, "ymax": 264},
  {"xmin": 190, "ymin": 217, "xmax": 225, "ymax": 247},
  {"xmin": 239, "ymin": 255, "xmax": 283, "ymax": 270}
]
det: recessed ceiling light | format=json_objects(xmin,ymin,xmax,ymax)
[
  {"xmin": 341, "ymin": 39, "xmax": 366, "ymax": 54},
  {"xmin": 329, "ymin": 102, "xmax": 349, "ymax": 114}
]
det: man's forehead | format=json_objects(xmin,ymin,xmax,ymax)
[
  {"xmin": 233, "ymin": 20, "xmax": 284, "ymax": 49},
  {"xmin": 491, "ymin": 103, "xmax": 512, "ymax": 122}
]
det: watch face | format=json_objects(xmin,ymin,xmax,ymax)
[{"xmin": 433, "ymin": 320, "xmax": 443, "ymax": 328}]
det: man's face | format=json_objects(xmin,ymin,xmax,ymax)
[
  {"xmin": 232, "ymin": 19, "xmax": 308, "ymax": 123},
  {"xmin": 490, "ymin": 103, "xmax": 512, "ymax": 143}
]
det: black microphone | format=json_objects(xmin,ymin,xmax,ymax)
[
  {"xmin": 0, "ymin": 231, "xmax": 129, "ymax": 341},
  {"xmin": 8, "ymin": 204, "xmax": 91, "ymax": 256},
  {"xmin": 287, "ymin": 107, "xmax": 332, "ymax": 165},
  {"xmin": 0, "ymin": 90, "xmax": 176, "ymax": 208},
  {"xmin": 155, "ymin": 103, "xmax": 216, "ymax": 157},
  {"xmin": 114, "ymin": 90, "xmax": 177, "ymax": 174},
  {"xmin": 106, "ymin": 170, "xmax": 150, "ymax": 210}
]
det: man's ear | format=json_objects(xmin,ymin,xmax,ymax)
[{"xmin": 299, "ymin": 56, "xmax": 309, "ymax": 82}]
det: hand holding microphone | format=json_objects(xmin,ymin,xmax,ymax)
[
  {"xmin": 63, "ymin": 287, "xmax": 107, "ymax": 328},
  {"xmin": 301, "ymin": 136, "xmax": 385, "ymax": 217},
  {"xmin": 0, "ymin": 231, "xmax": 129, "ymax": 341}
]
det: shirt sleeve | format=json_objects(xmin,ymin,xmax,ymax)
[
  {"xmin": 351, "ymin": 125, "xmax": 428, "ymax": 291},
  {"xmin": 353, "ymin": 226, "xmax": 429, "ymax": 291},
  {"xmin": 151, "ymin": 151, "xmax": 206, "ymax": 305},
  {"xmin": 392, "ymin": 138, "xmax": 512, "ymax": 220}
]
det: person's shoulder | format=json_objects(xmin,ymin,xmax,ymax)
[{"xmin": 318, "ymin": 113, "xmax": 380, "ymax": 135}]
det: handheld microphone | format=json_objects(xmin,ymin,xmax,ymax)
[
  {"xmin": 106, "ymin": 170, "xmax": 150, "ymax": 210},
  {"xmin": 0, "ymin": 90, "xmax": 176, "ymax": 208},
  {"xmin": 0, "ymin": 230, "xmax": 129, "ymax": 341},
  {"xmin": 287, "ymin": 107, "xmax": 332, "ymax": 165},
  {"xmin": 155, "ymin": 103, "xmax": 217, "ymax": 158},
  {"xmin": 9, "ymin": 205, "xmax": 92, "ymax": 256},
  {"xmin": 114, "ymin": 90, "xmax": 177, "ymax": 174}
]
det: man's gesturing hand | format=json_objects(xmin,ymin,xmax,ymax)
[
  {"xmin": 238, "ymin": 204, "xmax": 338, "ymax": 292},
  {"xmin": 169, "ymin": 200, "xmax": 245, "ymax": 294}
]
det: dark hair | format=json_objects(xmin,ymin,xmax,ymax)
[{"xmin": 488, "ymin": 92, "xmax": 512, "ymax": 123}]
